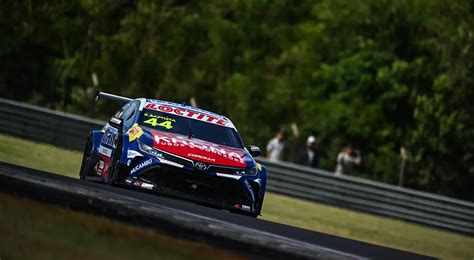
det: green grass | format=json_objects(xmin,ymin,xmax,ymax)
[
  {"xmin": 261, "ymin": 193, "xmax": 474, "ymax": 259},
  {"xmin": 0, "ymin": 134, "xmax": 81, "ymax": 178},
  {"xmin": 1, "ymin": 133, "xmax": 473, "ymax": 259},
  {"xmin": 0, "ymin": 193, "xmax": 241, "ymax": 260}
]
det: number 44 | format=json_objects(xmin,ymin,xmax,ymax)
[{"xmin": 143, "ymin": 118, "xmax": 173, "ymax": 129}]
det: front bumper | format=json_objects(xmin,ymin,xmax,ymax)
[{"xmin": 126, "ymin": 164, "xmax": 259, "ymax": 215}]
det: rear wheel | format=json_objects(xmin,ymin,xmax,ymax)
[{"xmin": 79, "ymin": 135, "xmax": 95, "ymax": 180}]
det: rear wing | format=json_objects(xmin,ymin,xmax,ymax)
[{"xmin": 94, "ymin": 91, "xmax": 132, "ymax": 103}]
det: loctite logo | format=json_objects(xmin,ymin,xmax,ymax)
[{"xmin": 145, "ymin": 103, "xmax": 231, "ymax": 127}]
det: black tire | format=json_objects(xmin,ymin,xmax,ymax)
[
  {"xmin": 79, "ymin": 135, "xmax": 94, "ymax": 180},
  {"xmin": 252, "ymin": 196, "xmax": 265, "ymax": 218},
  {"xmin": 107, "ymin": 137, "xmax": 123, "ymax": 185}
]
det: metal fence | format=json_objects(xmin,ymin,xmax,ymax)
[{"xmin": 1, "ymin": 98, "xmax": 473, "ymax": 236}]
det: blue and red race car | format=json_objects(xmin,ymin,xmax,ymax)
[{"xmin": 79, "ymin": 92, "xmax": 266, "ymax": 217}]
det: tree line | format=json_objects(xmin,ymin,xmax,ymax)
[{"xmin": 1, "ymin": 0, "xmax": 473, "ymax": 201}]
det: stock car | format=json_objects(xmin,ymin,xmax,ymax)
[{"xmin": 79, "ymin": 92, "xmax": 266, "ymax": 217}]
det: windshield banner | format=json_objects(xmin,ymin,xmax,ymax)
[{"xmin": 144, "ymin": 103, "xmax": 233, "ymax": 128}]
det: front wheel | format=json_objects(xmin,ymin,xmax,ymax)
[
  {"xmin": 79, "ymin": 135, "xmax": 95, "ymax": 180},
  {"xmin": 107, "ymin": 137, "xmax": 125, "ymax": 185},
  {"xmin": 252, "ymin": 196, "xmax": 265, "ymax": 218}
]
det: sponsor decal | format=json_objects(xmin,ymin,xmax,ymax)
[
  {"xmin": 98, "ymin": 145, "xmax": 112, "ymax": 157},
  {"xmin": 234, "ymin": 204, "xmax": 250, "ymax": 211},
  {"xmin": 189, "ymin": 153, "xmax": 215, "ymax": 162},
  {"xmin": 152, "ymin": 131, "xmax": 246, "ymax": 167},
  {"xmin": 256, "ymin": 163, "xmax": 262, "ymax": 171},
  {"xmin": 242, "ymin": 205, "xmax": 251, "ymax": 212},
  {"xmin": 132, "ymin": 181, "xmax": 153, "ymax": 190},
  {"xmin": 141, "ymin": 183, "xmax": 154, "ymax": 190},
  {"xmin": 101, "ymin": 125, "xmax": 118, "ymax": 148},
  {"xmin": 145, "ymin": 103, "xmax": 231, "ymax": 127},
  {"xmin": 244, "ymin": 179, "xmax": 255, "ymax": 202},
  {"xmin": 127, "ymin": 149, "xmax": 143, "ymax": 159},
  {"xmin": 142, "ymin": 113, "xmax": 175, "ymax": 130},
  {"xmin": 96, "ymin": 155, "xmax": 111, "ymax": 180},
  {"xmin": 96, "ymin": 160, "xmax": 105, "ymax": 175},
  {"xmin": 131, "ymin": 158, "xmax": 153, "ymax": 174},
  {"xmin": 127, "ymin": 124, "xmax": 143, "ymax": 142},
  {"xmin": 144, "ymin": 113, "xmax": 176, "ymax": 123}
]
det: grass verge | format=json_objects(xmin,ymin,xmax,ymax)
[
  {"xmin": 0, "ymin": 134, "xmax": 81, "ymax": 178},
  {"xmin": 0, "ymin": 133, "xmax": 473, "ymax": 259}
]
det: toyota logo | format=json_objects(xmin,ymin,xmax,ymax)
[{"xmin": 194, "ymin": 162, "xmax": 208, "ymax": 171}]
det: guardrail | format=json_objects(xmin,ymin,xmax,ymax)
[
  {"xmin": 0, "ymin": 98, "xmax": 105, "ymax": 150},
  {"xmin": 1, "ymin": 98, "xmax": 473, "ymax": 236}
]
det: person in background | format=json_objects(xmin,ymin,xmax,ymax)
[
  {"xmin": 296, "ymin": 135, "xmax": 319, "ymax": 168},
  {"xmin": 266, "ymin": 129, "xmax": 286, "ymax": 161},
  {"xmin": 335, "ymin": 145, "xmax": 361, "ymax": 176}
]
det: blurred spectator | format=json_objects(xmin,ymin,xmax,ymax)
[
  {"xmin": 296, "ymin": 135, "xmax": 319, "ymax": 168},
  {"xmin": 335, "ymin": 145, "xmax": 361, "ymax": 176},
  {"xmin": 266, "ymin": 129, "xmax": 286, "ymax": 161}
]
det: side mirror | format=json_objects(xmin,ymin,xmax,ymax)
[{"xmin": 247, "ymin": 145, "xmax": 261, "ymax": 157}]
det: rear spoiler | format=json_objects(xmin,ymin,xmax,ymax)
[{"xmin": 94, "ymin": 91, "xmax": 133, "ymax": 103}]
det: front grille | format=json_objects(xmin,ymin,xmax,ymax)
[{"xmin": 138, "ymin": 166, "xmax": 248, "ymax": 203}]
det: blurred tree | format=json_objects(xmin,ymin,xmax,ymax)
[{"xmin": 0, "ymin": 0, "xmax": 472, "ymax": 200}]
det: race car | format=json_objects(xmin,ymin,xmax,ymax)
[{"xmin": 79, "ymin": 92, "xmax": 266, "ymax": 217}]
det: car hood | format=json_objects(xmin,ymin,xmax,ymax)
[{"xmin": 146, "ymin": 129, "xmax": 251, "ymax": 168}]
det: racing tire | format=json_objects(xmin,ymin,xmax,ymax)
[
  {"xmin": 251, "ymin": 196, "xmax": 265, "ymax": 218},
  {"xmin": 79, "ymin": 135, "xmax": 95, "ymax": 180},
  {"xmin": 107, "ymin": 137, "xmax": 124, "ymax": 185}
]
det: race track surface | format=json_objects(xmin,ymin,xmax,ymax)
[{"xmin": 0, "ymin": 162, "xmax": 433, "ymax": 259}]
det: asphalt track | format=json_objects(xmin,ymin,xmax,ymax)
[{"xmin": 0, "ymin": 162, "xmax": 433, "ymax": 259}]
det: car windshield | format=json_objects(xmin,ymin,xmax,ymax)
[{"xmin": 138, "ymin": 109, "xmax": 244, "ymax": 149}]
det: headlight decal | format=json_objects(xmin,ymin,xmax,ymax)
[
  {"xmin": 127, "ymin": 149, "xmax": 143, "ymax": 159},
  {"xmin": 138, "ymin": 140, "xmax": 164, "ymax": 158},
  {"xmin": 215, "ymin": 173, "xmax": 242, "ymax": 180},
  {"xmin": 234, "ymin": 166, "xmax": 258, "ymax": 176},
  {"xmin": 159, "ymin": 158, "xmax": 184, "ymax": 168},
  {"xmin": 137, "ymin": 140, "xmax": 184, "ymax": 168}
]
